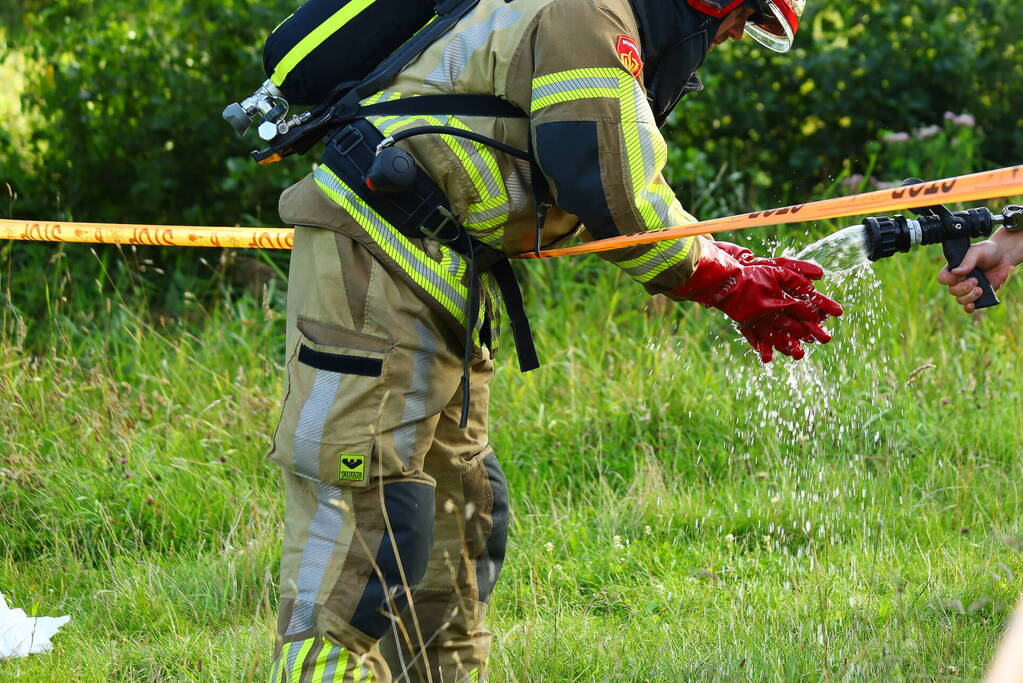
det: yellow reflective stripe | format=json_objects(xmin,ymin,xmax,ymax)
[
  {"xmin": 531, "ymin": 87, "xmax": 618, "ymax": 112},
  {"xmin": 618, "ymin": 73, "xmax": 645, "ymax": 198},
  {"xmin": 272, "ymin": 644, "xmax": 289, "ymax": 683},
  {"xmin": 369, "ymin": 114, "xmax": 509, "ymax": 240},
  {"xmin": 617, "ymin": 239, "xmax": 675, "ymax": 270},
  {"xmin": 532, "ymin": 67, "xmax": 622, "ymax": 88},
  {"xmin": 442, "ymin": 120, "xmax": 510, "ymax": 235},
  {"xmin": 315, "ymin": 167, "xmax": 467, "ymax": 324},
  {"xmin": 374, "ymin": 113, "xmax": 446, "ymax": 137},
  {"xmin": 637, "ymin": 240, "xmax": 694, "ymax": 283},
  {"xmin": 289, "ymin": 638, "xmax": 317, "ymax": 682},
  {"xmin": 361, "ymin": 90, "xmax": 404, "ymax": 106},
  {"xmin": 531, "ymin": 67, "xmax": 622, "ymax": 112},
  {"xmin": 313, "ymin": 644, "xmax": 349, "ymax": 683},
  {"xmin": 271, "ymin": 0, "xmax": 378, "ymax": 87},
  {"xmin": 443, "ymin": 120, "xmax": 507, "ymax": 202},
  {"xmin": 616, "ymin": 74, "xmax": 693, "ymax": 235},
  {"xmin": 314, "ymin": 166, "xmax": 482, "ymax": 344}
]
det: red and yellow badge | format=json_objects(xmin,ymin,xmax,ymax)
[{"xmin": 616, "ymin": 35, "xmax": 643, "ymax": 79}]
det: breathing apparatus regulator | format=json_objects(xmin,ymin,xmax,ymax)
[
  {"xmin": 856, "ymin": 179, "xmax": 1023, "ymax": 310},
  {"xmin": 686, "ymin": 0, "xmax": 806, "ymax": 52}
]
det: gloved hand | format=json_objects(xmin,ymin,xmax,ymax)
[{"xmin": 671, "ymin": 240, "xmax": 843, "ymax": 363}]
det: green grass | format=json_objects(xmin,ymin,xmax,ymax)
[{"xmin": 1, "ymin": 238, "xmax": 1021, "ymax": 681}]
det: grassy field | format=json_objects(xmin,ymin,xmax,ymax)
[{"xmin": 1, "ymin": 234, "xmax": 1021, "ymax": 681}]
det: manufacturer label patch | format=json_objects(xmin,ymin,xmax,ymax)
[
  {"xmin": 338, "ymin": 453, "xmax": 366, "ymax": 482},
  {"xmin": 616, "ymin": 35, "xmax": 643, "ymax": 79}
]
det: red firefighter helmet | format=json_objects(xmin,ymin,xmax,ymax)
[{"xmin": 686, "ymin": 0, "xmax": 805, "ymax": 52}]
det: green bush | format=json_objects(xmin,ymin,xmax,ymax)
[
  {"xmin": 669, "ymin": 0, "xmax": 1023, "ymax": 213},
  {"xmin": 3, "ymin": 0, "xmax": 1021, "ymax": 227},
  {"xmin": 3, "ymin": 0, "xmax": 302, "ymax": 226}
]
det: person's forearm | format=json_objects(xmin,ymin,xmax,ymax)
[{"xmin": 991, "ymin": 228, "xmax": 1023, "ymax": 267}]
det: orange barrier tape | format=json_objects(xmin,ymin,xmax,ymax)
[
  {"xmin": 3, "ymin": 165, "xmax": 1022, "ymax": 257},
  {"xmin": 523, "ymin": 164, "xmax": 1023, "ymax": 259},
  {"xmin": 0, "ymin": 219, "xmax": 294, "ymax": 250}
]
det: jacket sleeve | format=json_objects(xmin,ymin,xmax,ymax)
[{"xmin": 525, "ymin": 0, "xmax": 705, "ymax": 296}]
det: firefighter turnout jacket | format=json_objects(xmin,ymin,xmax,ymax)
[{"xmin": 280, "ymin": 0, "xmax": 724, "ymax": 353}]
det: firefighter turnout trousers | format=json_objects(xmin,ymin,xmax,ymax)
[{"xmin": 269, "ymin": 223, "xmax": 508, "ymax": 683}]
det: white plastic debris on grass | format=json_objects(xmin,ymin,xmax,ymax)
[{"xmin": 0, "ymin": 593, "xmax": 70, "ymax": 659}]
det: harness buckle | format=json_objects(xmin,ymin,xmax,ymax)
[
  {"xmin": 421, "ymin": 206, "xmax": 463, "ymax": 244},
  {"xmin": 331, "ymin": 125, "xmax": 365, "ymax": 156}
]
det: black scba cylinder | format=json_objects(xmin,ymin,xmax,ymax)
[
  {"xmin": 263, "ymin": 0, "xmax": 437, "ymax": 105},
  {"xmin": 864, "ymin": 208, "xmax": 994, "ymax": 261}
]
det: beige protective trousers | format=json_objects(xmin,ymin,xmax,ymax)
[{"xmin": 269, "ymin": 226, "xmax": 508, "ymax": 683}]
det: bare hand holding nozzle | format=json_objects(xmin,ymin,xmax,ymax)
[{"xmin": 938, "ymin": 207, "xmax": 1023, "ymax": 313}]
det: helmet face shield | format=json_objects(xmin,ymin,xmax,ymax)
[{"xmin": 746, "ymin": 0, "xmax": 804, "ymax": 52}]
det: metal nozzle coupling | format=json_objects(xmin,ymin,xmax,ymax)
[
  {"xmin": 1001, "ymin": 205, "xmax": 1023, "ymax": 232},
  {"xmin": 863, "ymin": 207, "xmax": 996, "ymax": 261}
]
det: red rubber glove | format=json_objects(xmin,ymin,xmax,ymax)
[{"xmin": 671, "ymin": 240, "xmax": 843, "ymax": 363}]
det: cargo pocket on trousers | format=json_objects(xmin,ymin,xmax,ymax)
[{"xmin": 269, "ymin": 316, "xmax": 395, "ymax": 488}]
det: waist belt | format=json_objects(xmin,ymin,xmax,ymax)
[{"xmin": 322, "ymin": 118, "xmax": 540, "ymax": 427}]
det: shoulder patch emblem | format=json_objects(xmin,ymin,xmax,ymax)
[{"xmin": 616, "ymin": 35, "xmax": 643, "ymax": 79}]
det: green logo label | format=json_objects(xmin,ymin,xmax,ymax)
[{"xmin": 338, "ymin": 453, "xmax": 366, "ymax": 482}]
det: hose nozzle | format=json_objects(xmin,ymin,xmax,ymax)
[
  {"xmin": 863, "ymin": 207, "xmax": 995, "ymax": 262},
  {"xmin": 855, "ymin": 178, "xmax": 1002, "ymax": 309}
]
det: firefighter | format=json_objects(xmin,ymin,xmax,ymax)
[{"xmin": 268, "ymin": 0, "xmax": 840, "ymax": 681}]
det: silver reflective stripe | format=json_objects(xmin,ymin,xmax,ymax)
[
  {"xmin": 314, "ymin": 166, "xmax": 471, "ymax": 322},
  {"xmin": 629, "ymin": 80, "xmax": 677, "ymax": 227},
  {"xmin": 452, "ymin": 134, "xmax": 502, "ymax": 198},
  {"xmin": 320, "ymin": 643, "xmax": 346, "ymax": 681},
  {"xmin": 425, "ymin": 6, "xmax": 522, "ymax": 89},
  {"xmin": 642, "ymin": 188, "xmax": 675, "ymax": 226},
  {"xmin": 505, "ymin": 165, "xmax": 529, "ymax": 212},
  {"xmin": 271, "ymin": 651, "xmax": 283, "ymax": 683},
  {"xmin": 449, "ymin": 254, "xmax": 464, "ymax": 277},
  {"xmin": 531, "ymin": 75, "xmax": 619, "ymax": 102},
  {"xmin": 286, "ymin": 484, "xmax": 346, "ymax": 636},
  {"xmin": 473, "ymin": 229, "xmax": 504, "ymax": 247},
  {"xmin": 393, "ymin": 320, "xmax": 436, "ymax": 465},
  {"xmin": 468, "ymin": 203, "xmax": 510, "ymax": 226},
  {"xmin": 293, "ymin": 369, "xmax": 341, "ymax": 479},
  {"xmin": 622, "ymin": 240, "xmax": 690, "ymax": 281},
  {"xmin": 286, "ymin": 640, "xmax": 303, "ymax": 680}
]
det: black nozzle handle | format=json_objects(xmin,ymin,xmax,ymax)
[{"xmin": 942, "ymin": 238, "xmax": 999, "ymax": 309}]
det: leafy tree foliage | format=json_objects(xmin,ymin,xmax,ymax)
[
  {"xmin": 670, "ymin": 0, "xmax": 1023, "ymax": 211},
  {"xmin": 2, "ymin": 0, "xmax": 1020, "ymax": 223}
]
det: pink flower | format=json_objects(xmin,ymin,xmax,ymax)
[
  {"xmin": 944, "ymin": 111, "xmax": 976, "ymax": 127},
  {"xmin": 955, "ymin": 113, "xmax": 976, "ymax": 128},
  {"xmin": 841, "ymin": 174, "xmax": 865, "ymax": 191},
  {"xmin": 883, "ymin": 131, "xmax": 910, "ymax": 143},
  {"xmin": 915, "ymin": 125, "xmax": 942, "ymax": 139}
]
